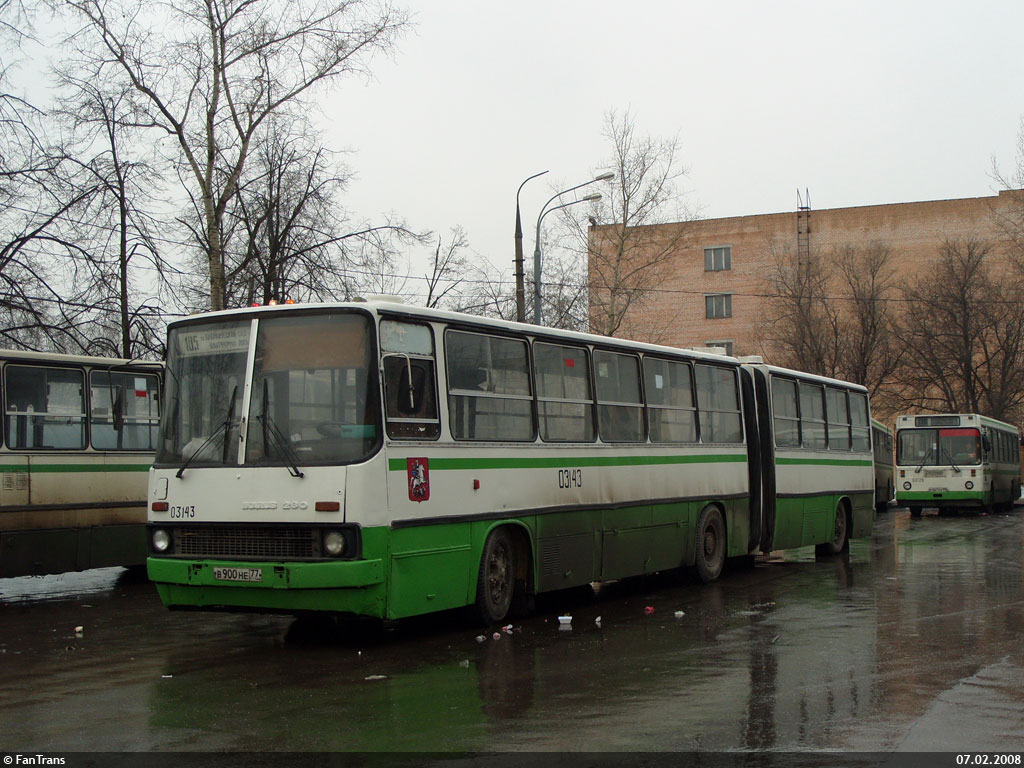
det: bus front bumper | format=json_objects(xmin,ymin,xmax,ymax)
[
  {"xmin": 147, "ymin": 556, "xmax": 386, "ymax": 615},
  {"xmin": 895, "ymin": 490, "xmax": 989, "ymax": 508}
]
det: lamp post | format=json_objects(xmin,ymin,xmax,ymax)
[
  {"xmin": 532, "ymin": 172, "xmax": 614, "ymax": 326},
  {"xmin": 514, "ymin": 170, "xmax": 548, "ymax": 323}
]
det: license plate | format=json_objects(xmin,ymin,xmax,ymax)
[{"xmin": 213, "ymin": 566, "xmax": 263, "ymax": 583}]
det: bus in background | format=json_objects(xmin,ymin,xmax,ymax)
[
  {"xmin": 894, "ymin": 413, "xmax": 1021, "ymax": 517},
  {"xmin": 145, "ymin": 300, "xmax": 874, "ymax": 625},
  {"xmin": 872, "ymin": 419, "xmax": 894, "ymax": 512},
  {"xmin": 1, "ymin": 350, "xmax": 161, "ymax": 577}
]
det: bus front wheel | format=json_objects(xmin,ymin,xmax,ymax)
[
  {"xmin": 816, "ymin": 503, "xmax": 849, "ymax": 556},
  {"xmin": 690, "ymin": 505, "xmax": 726, "ymax": 583},
  {"xmin": 476, "ymin": 528, "xmax": 516, "ymax": 625}
]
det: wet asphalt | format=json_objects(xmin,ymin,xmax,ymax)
[{"xmin": 2, "ymin": 505, "xmax": 1024, "ymax": 753}]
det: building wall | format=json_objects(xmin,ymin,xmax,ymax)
[{"xmin": 592, "ymin": 190, "xmax": 1022, "ymax": 357}]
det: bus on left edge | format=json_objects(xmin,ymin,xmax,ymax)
[{"xmin": 0, "ymin": 350, "xmax": 162, "ymax": 577}]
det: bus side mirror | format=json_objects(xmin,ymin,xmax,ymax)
[{"xmin": 983, "ymin": 436, "xmax": 992, "ymax": 453}]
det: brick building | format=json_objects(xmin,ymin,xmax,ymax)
[{"xmin": 590, "ymin": 190, "xmax": 1023, "ymax": 359}]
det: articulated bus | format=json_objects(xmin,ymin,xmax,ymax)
[
  {"xmin": 145, "ymin": 300, "xmax": 875, "ymax": 625},
  {"xmin": 872, "ymin": 419, "xmax": 894, "ymax": 512},
  {"xmin": 0, "ymin": 350, "xmax": 162, "ymax": 577},
  {"xmin": 894, "ymin": 413, "xmax": 1021, "ymax": 516}
]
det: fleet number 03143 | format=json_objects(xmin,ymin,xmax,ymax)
[{"xmin": 558, "ymin": 469, "xmax": 583, "ymax": 489}]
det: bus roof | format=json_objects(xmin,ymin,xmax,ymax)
[
  {"xmin": 0, "ymin": 348, "xmax": 162, "ymax": 369},
  {"xmin": 895, "ymin": 413, "xmax": 1020, "ymax": 432},
  {"xmin": 743, "ymin": 361, "xmax": 869, "ymax": 394},
  {"xmin": 167, "ymin": 299, "xmax": 747, "ymax": 367}
]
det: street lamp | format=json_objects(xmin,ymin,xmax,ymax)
[
  {"xmin": 533, "ymin": 191, "xmax": 603, "ymax": 325},
  {"xmin": 514, "ymin": 170, "xmax": 548, "ymax": 323},
  {"xmin": 532, "ymin": 172, "xmax": 614, "ymax": 325}
]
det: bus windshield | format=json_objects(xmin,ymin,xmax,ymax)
[
  {"xmin": 896, "ymin": 427, "xmax": 981, "ymax": 467},
  {"xmin": 156, "ymin": 312, "xmax": 380, "ymax": 468}
]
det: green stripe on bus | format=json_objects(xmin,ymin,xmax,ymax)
[
  {"xmin": 387, "ymin": 453, "xmax": 747, "ymax": 471},
  {"xmin": 776, "ymin": 457, "xmax": 873, "ymax": 467},
  {"xmin": 0, "ymin": 463, "xmax": 150, "ymax": 473}
]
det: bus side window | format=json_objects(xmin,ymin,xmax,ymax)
[
  {"xmin": 825, "ymin": 387, "xmax": 851, "ymax": 450},
  {"xmin": 381, "ymin": 320, "xmax": 440, "ymax": 440},
  {"xmin": 447, "ymin": 330, "xmax": 533, "ymax": 442},
  {"xmin": 770, "ymin": 376, "xmax": 800, "ymax": 448},
  {"xmin": 644, "ymin": 357, "xmax": 696, "ymax": 443},
  {"xmin": 383, "ymin": 355, "xmax": 440, "ymax": 439},
  {"xmin": 594, "ymin": 350, "xmax": 644, "ymax": 443},
  {"xmin": 90, "ymin": 371, "xmax": 161, "ymax": 450},
  {"xmin": 694, "ymin": 364, "xmax": 742, "ymax": 444},
  {"xmin": 535, "ymin": 342, "xmax": 593, "ymax": 443},
  {"xmin": 5, "ymin": 365, "xmax": 86, "ymax": 450},
  {"xmin": 849, "ymin": 393, "xmax": 870, "ymax": 452}
]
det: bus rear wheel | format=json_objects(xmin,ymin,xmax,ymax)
[
  {"xmin": 476, "ymin": 528, "xmax": 516, "ymax": 625},
  {"xmin": 816, "ymin": 504, "xmax": 848, "ymax": 556},
  {"xmin": 689, "ymin": 505, "xmax": 726, "ymax": 583}
]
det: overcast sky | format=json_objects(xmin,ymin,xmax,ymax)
[{"xmin": 317, "ymin": 0, "xmax": 1024, "ymax": 293}]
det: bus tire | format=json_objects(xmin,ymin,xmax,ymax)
[
  {"xmin": 815, "ymin": 502, "xmax": 848, "ymax": 556},
  {"xmin": 476, "ymin": 528, "xmax": 516, "ymax": 625},
  {"xmin": 689, "ymin": 505, "xmax": 726, "ymax": 584},
  {"xmin": 909, "ymin": 506, "xmax": 922, "ymax": 518}
]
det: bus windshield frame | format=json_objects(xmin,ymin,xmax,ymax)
[
  {"xmin": 155, "ymin": 309, "xmax": 381, "ymax": 469},
  {"xmin": 896, "ymin": 426, "xmax": 982, "ymax": 467}
]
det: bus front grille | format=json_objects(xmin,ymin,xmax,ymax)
[{"xmin": 173, "ymin": 526, "xmax": 318, "ymax": 559}]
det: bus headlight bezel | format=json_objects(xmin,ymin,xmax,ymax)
[
  {"xmin": 152, "ymin": 528, "xmax": 171, "ymax": 554},
  {"xmin": 323, "ymin": 530, "xmax": 347, "ymax": 557},
  {"xmin": 903, "ymin": 481, "xmax": 912, "ymax": 491},
  {"xmin": 965, "ymin": 481, "xmax": 974, "ymax": 490}
]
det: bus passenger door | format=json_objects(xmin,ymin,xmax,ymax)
[
  {"xmin": 739, "ymin": 367, "xmax": 762, "ymax": 553},
  {"xmin": 751, "ymin": 367, "xmax": 776, "ymax": 553}
]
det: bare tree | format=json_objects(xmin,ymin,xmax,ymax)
[
  {"xmin": 832, "ymin": 243, "xmax": 901, "ymax": 400},
  {"xmin": 60, "ymin": 0, "xmax": 410, "ymax": 311},
  {"xmin": 761, "ymin": 243, "xmax": 842, "ymax": 377},
  {"xmin": 422, "ymin": 226, "xmax": 469, "ymax": 309},
  {"xmin": 51, "ymin": 72, "xmax": 173, "ymax": 359},
  {"xmin": 568, "ymin": 109, "xmax": 695, "ymax": 340},
  {"xmin": 891, "ymin": 238, "xmax": 1024, "ymax": 422},
  {"xmin": 220, "ymin": 116, "xmax": 349, "ymax": 306}
]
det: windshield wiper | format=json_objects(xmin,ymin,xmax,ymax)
[
  {"xmin": 941, "ymin": 445, "xmax": 961, "ymax": 473},
  {"xmin": 256, "ymin": 380, "xmax": 305, "ymax": 478},
  {"xmin": 176, "ymin": 386, "xmax": 237, "ymax": 479}
]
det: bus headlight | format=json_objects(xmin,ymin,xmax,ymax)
[
  {"xmin": 323, "ymin": 530, "xmax": 346, "ymax": 557},
  {"xmin": 965, "ymin": 481, "xmax": 974, "ymax": 490},
  {"xmin": 152, "ymin": 528, "xmax": 171, "ymax": 553},
  {"xmin": 903, "ymin": 482, "xmax": 912, "ymax": 491}
]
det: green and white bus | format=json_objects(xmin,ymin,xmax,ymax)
[
  {"xmin": 872, "ymin": 419, "xmax": 894, "ymax": 512},
  {"xmin": 146, "ymin": 300, "xmax": 875, "ymax": 624},
  {"xmin": 1, "ymin": 349, "xmax": 162, "ymax": 577},
  {"xmin": 895, "ymin": 413, "xmax": 1021, "ymax": 516}
]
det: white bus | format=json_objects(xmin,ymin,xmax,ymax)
[
  {"xmin": 145, "ymin": 300, "xmax": 875, "ymax": 624},
  {"xmin": 1, "ymin": 349, "xmax": 162, "ymax": 576},
  {"xmin": 895, "ymin": 413, "xmax": 1021, "ymax": 516}
]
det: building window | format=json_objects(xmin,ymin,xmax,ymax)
[
  {"xmin": 705, "ymin": 293, "xmax": 732, "ymax": 319},
  {"xmin": 704, "ymin": 340, "xmax": 734, "ymax": 356},
  {"xmin": 704, "ymin": 246, "xmax": 731, "ymax": 271}
]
